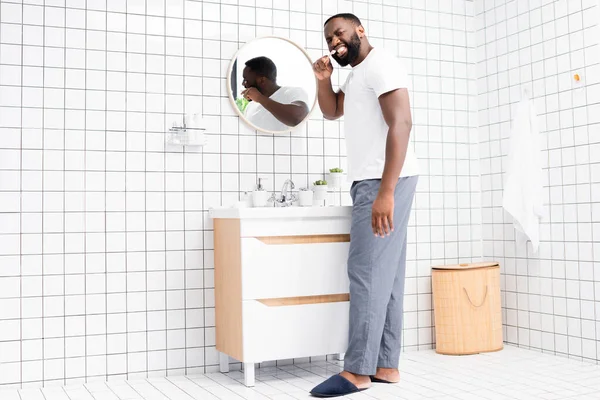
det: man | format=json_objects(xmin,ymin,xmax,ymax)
[
  {"xmin": 240, "ymin": 56, "xmax": 310, "ymax": 132},
  {"xmin": 309, "ymin": 13, "xmax": 420, "ymax": 398}
]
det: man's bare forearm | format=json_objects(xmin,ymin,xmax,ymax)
[
  {"xmin": 317, "ymin": 78, "xmax": 339, "ymax": 119},
  {"xmin": 379, "ymin": 122, "xmax": 411, "ymax": 195},
  {"xmin": 258, "ymin": 98, "xmax": 308, "ymax": 126}
]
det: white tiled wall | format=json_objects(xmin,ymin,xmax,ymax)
[
  {"xmin": 476, "ymin": 0, "xmax": 600, "ymax": 363},
  {"xmin": 0, "ymin": 0, "xmax": 478, "ymax": 388}
]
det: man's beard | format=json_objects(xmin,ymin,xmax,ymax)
[{"xmin": 333, "ymin": 33, "xmax": 361, "ymax": 67}]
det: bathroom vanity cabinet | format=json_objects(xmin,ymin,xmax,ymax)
[{"xmin": 209, "ymin": 206, "xmax": 352, "ymax": 386}]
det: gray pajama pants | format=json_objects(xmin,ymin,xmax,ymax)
[{"xmin": 344, "ymin": 176, "xmax": 418, "ymax": 376}]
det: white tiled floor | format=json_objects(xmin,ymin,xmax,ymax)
[{"xmin": 3, "ymin": 345, "xmax": 600, "ymax": 399}]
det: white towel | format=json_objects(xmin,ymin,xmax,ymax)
[{"xmin": 502, "ymin": 94, "xmax": 544, "ymax": 253}]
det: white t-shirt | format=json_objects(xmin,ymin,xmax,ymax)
[
  {"xmin": 340, "ymin": 47, "xmax": 419, "ymax": 182},
  {"xmin": 245, "ymin": 86, "xmax": 309, "ymax": 132}
]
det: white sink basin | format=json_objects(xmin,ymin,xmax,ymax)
[{"xmin": 208, "ymin": 206, "xmax": 352, "ymax": 220}]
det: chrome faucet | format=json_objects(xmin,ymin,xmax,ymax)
[{"xmin": 271, "ymin": 179, "xmax": 297, "ymax": 207}]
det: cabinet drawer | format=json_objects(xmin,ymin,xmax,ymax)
[
  {"xmin": 240, "ymin": 218, "xmax": 351, "ymax": 238},
  {"xmin": 242, "ymin": 300, "xmax": 349, "ymax": 363},
  {"xmin": 240, "ymin": 237, "xmax": 350, "ymax": 300}
]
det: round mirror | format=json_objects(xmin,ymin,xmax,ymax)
[{"xmin": 227, "ymin": 36, "xmax": 317, "ymax": 134}]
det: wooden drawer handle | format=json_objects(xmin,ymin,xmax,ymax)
[
  {"xmin": 258, "ymin": 293, "xmax": 350, "ymax": 307},
  {"xmin": 463, "ymin": 286, "xmax": 488, "ymax": 308},
  {"xmin": 257, "ymin": 234, "xmax": 350, "ymax": 245}
]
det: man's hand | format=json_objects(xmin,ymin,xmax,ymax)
[
  {"xmin": 372, "ymin": 191, "xmax": 394, "ymax": 237},
  {"xmin": 313, "ymin": 55, "xmax": 333, "ymax": 81},
  {"xmin": 313, "ymin": 55, "xmax": 344, "ymax": 120},
  {"xmin": 241, "ymin": 87, "xmax": 265, "ymax": 103}
]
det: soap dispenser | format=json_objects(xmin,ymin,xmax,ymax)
[{"xmin": 252, "ymin": 177, "xmax": 269, "ymax": 207}]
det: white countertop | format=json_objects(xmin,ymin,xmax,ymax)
[{"xmin": 208, "ymin": 206, "xmax": 353, "ymax": 219}]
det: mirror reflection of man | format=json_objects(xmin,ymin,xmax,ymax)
[{"xmin": 241, "ymin": 56, "xmax": 310, "ymax": 132}]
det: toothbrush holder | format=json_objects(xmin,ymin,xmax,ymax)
[{"xmin": 298, "ymin": 189, "xmax": 314, "ymax": 207}]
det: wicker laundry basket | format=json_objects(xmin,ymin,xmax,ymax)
[{"xmin": 431, "ymin": 262, "xmax": 503, "ymax": 355}]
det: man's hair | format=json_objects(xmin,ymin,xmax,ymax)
[
  {"xmin": 245, "ymin": 56, "xmax": 277, "ymax": 82},
  {"xmin": 324, "ymin": 13, "xmax": 362, "ymax": 27}
]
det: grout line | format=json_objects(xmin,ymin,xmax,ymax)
[
  {"xmin": 41, "ymin": 0, "xmax": 46, "ymax": 385},
  {"xmin": 104, "ymin": 0, "xmax": 109, "ymax": 382},
  {"xmin": 586, "ymin": 0, "xmax": 599, "ymax": 365},
  {"xmin": 19, "ymin": 0, "xmax": 24, "ymax": 390},
  {"xmin": 63, "ymin": 0, "xmax": 68, "ymax": 386},
  {"xmin": 553, "ymin": 0, "xmax": 567, "ymax": 359},
  {"xmin": 140, "ymin": 0, "xmax": 151, "ymax": 379},
  {"xmin": 182, "ymin": 0, "xmax": 187, "ymax": 376},
  {"xmin": 567, "ymin": 3, "xmax": 582, "ymax": 361},
  {"xmin": 83, "ymin": 0, "xmax": 88, "ymax": 383},
  {"xmin": 124, "ymin": 0, "xmax": 129, "ymax": 380}
]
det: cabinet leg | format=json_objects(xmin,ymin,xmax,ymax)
[
  {"xmin": 219, "ymin": 352, "xmax": 229, "ymax": 373},
  {"xmin": 337, "ymin": 353, "xmax": 345, "ymax": 361},
  {"xmin": 243, "ymin": 362, "xmax": 255, "ymax": 387}
]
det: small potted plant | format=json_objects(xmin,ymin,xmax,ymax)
[
  {"xmin": 236, "ymin": 96, "xmax": 249, "ymax": 113},
  {"xmin": 328, "ymin": 167, "xmax": 344, "ymax": 189},
  {"xmin": 298, "ymin": 187, "xmax": 314, "ymax": 207},
  {"xmin": 312, "ymin": 179, "xmax": 328, "ymax": 203}
]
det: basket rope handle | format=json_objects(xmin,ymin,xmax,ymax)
[{"xmin": 462, "ymin": 285, "xmax": 488, "ymax": 308}]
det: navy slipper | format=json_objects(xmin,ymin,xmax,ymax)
[
  {"xmin": 310, "ymin": 374, "xmax": 367, "ymax": 398},
  {"xmin": 370, "ymin": 375, "xmax": 395, "ymax": 384}
]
